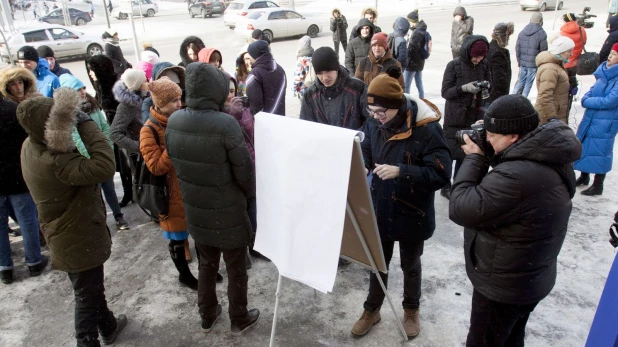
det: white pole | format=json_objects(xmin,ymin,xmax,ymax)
[
  {"xmin": 128, "ymin": 13, "xmax": 139, "ymax": 65},
  {"xmin": 552, "ymin": 3, "xmax": 560, "ymax": 31},
  {"xmin": 137, "ymin": 0, "xmax": 144, "ymax": 32},
  {"xmin": 269, "ymin": 274, "xmax": 283, "ymax": 347}
]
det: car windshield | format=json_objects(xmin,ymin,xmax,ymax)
[
  {"xmin": 229, "ymin": 2, "xmax": 243, "ymax": 10},
  {"xmin": 247, "ymin": 11, "xmax": 264, "ymax": 19}
]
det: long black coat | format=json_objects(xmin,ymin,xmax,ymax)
[
  {"xmin": 441, "ymin": 35, "xmax": 491, "ymax": 160},
  {"xmin": 450, "ymin": 120, "xmax": 581, "ymax": 305},
  {"xmin": 406, "ymin": 21, "xmax": 429, "ymax": 72},
  {"xmin": 345, "ymin": 18, "xmax": 375, "ymax": 73},
  {"xmin": 600, "ymin": 16, "xmax": 618, "ymax": 63},
  {"xmin": 361, "ymin": 96, "xmax": 451, "ymax": 243},
  {"xmin": 486, "ymin": 39, "xmax": 511, "ymax": 103},
  {"xmin": 104, "ymin": 43, "xmax": 130, "ymax": 76},
  {"xmin": 166, "ymin": 63, "xmax": 255, "ymax": 249},
  {"xmin": 0, "ymin": 97, "xmax": 28, "ymax": 196}
]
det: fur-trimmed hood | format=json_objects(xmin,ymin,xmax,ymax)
[
  {"xmin": 86, "ymin": 55, "xmax": 119, "ymax": 94},
  {"xmin": 0, "ymin": 67, "xmax": 40, "ymax": 103},
  {"xmin": 332, "ymin": 8, "xmax": 342, "ymax": 18},
  {"xmin": 113, "ymin": 80, "xmax": 144, "ymax": 107},
  {"xmin": 16, "ymin": 87, "xmax": 80, "ymax": 153},
  {"xmin": 406, "ymin": 94, "xmax": 441, "ymax": 126},
  {"xmin": 361, "ymin": 7, "xmax": 378, "ymax": 19},
  {"xmin": 179, "ymin": 36, "xmax": 206, "ymax": 67}
]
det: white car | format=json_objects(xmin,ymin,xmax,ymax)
[
  {"xmin": 112, "ymin": 0, "xmax": 159, "ymax": 19},
  {"xmin": 223, "ymin": 0, "xmax": 279, "ymax": 29},
  {"xmin": 520, "ymin": 0, "xmax": 563, "ymax": 11},
  {"xmin": 0, "ymin": 25, "xmax": 104, "ymax": 63},
  {"xmin": 235, "ymin": 7, "xmax": 321, "ymax": 41}
]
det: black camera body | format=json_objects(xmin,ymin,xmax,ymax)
[
  {"xmin": 578, "ymin": 7, "xmax": 596, "ymax": 29},
  {"xmin": 456, "ymin": 123, "xmax": 485, "ymax": 147},
  {"xmin": 473, "ymin": 81, "xmax": 491, "ymax": 100},
  {"xmin": 240, "ymin": 96, "xmax": 250, "ymax": 108}
]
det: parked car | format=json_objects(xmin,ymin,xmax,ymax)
[
  {"xmin": 112, "ymin": 0, "xmax": 158, "ymax": 19},
  {"xmin": 0, "ymin": 25, "xmax": 104, "ymax": 63},
  {"xmin": 235, "ymin": 7, "xmax": 321, "ymax": 41},
  {"xmin": 223, "ymin": 0, "xmax": 279, "ymax": 29},
  {"xmin": 189, "ymin": 0, "xmax": 225, "ymax": 18},
  {"xmin": 520, "ymin": 0, "xmax": 563, "ymax": 11},
  {"xmin": 39, "ymin": 8, "xmax": 92, "ymax": 26}
]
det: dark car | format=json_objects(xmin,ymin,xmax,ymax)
[
  {"xmin": 40, "ymin": 8, "xmax": 92, "ymax": 26},
  {"xmin": 189, "ymin": 0, "xmax": 225, "ymax": 18}
]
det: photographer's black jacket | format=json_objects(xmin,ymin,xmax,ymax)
[{"xmin": 449, "ymin": 120, "xmax": 581, "ymax": 305}]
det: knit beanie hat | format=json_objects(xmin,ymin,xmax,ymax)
[
  {"xmin": 563, "ymin": 13, "xmax": 577, "ymax": 22},
  {"xmin": 470, "ymin": 40, "xmax": 488, "ymax": 57},
  {"xmin": 37, "ymin": 45, "xmax": 55, "ymax": 58},
  {"xmin": 483, "ymin": 95, "xmax": 539, "ymax": 135},
  {"xmin": 149, "ymin": 77, "xmax": 182, "ymax": 108},
  {"xmin": 371, "ymin": 32, "xmax": 388, "ymax": 50},
  {"xmin": 252, "ymin": 29, "xmax": 264, "ymax": 40},
  {"xmin": 548, "ymin": 36, "xmax": 575, "ymax": 54},
  {"xmin": 612, "ymin": 43, "xmax": 618, "ymax": 53},
  {"xmin": 311, "ymin": 47, "xmax": 340, "ymax": 73},
  {"xmin": 120, "ymin": 68, "xmax": 147, "ymax": 92},
  {"xmin": 407, "ymin": 9, "xmax": 419, "ymax": 23},
  {"xmin": 367, "ymin": 66, "xmax": 404, "ymax": 109},
  {"xmin": 530, "ymin": 13, "xmax": 543, "ymax": 24},
  {"xmin": 17, "ymin": 46, "xmax": 38, "ymax": 62},
  {"xmin": 247, "ymin": 40, "xmax": 270, "ymax": 60}
]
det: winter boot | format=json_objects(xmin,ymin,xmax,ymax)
[
  {"xmin": 230, "ymin": 309, "xmax": 260, "ymax": 335},
  {"xmin": 29, "ymin": 255, "xmax": 49, "ymax": 277},
  {"xmin": 403, "ymin": 308, "xmax": 420, "ymax": 338},
  {"xmin": 184, "ymin": 239, "xmax": 192, "ymax": 263},
  {"xmin": 100, "ymin": 314, "xmax": 128, "ymax": 345},
  {"xmin": 575, "ymin": 173, "xmax": 590, "ymax": 186},
  {"xmin": 440, "ymin": 184, "xmax": 451, "ymax": 200},
  {"xmin": 581, "ymin": 174, "xmax": 605, "ymax": 196},
  {"xmin": 351, "ymin": 309, "xmax": 381, "ymax": 337},
  {"xmin": 115, "ymin": 215, "xmax": 130, "ymax": 230},
  {"xmin": 0, "ymin": 269, "xmax": 13, "ymax": 284},
  {"xmin": 201, "ymin": 304, "xmax": 222, "ymax": 333},
  {"xmin": 169, "ymin": 243, "xmax": 198, "ymax": 290}
]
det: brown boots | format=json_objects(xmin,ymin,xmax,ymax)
[
  {"xmin": 351, "ymin": 309, "xmax": 381, "ymax": 336},
  {"xmin": 403, "ymin": 308, "xmax": 420, "ymax": 338}
]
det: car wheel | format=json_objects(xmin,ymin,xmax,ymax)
[
  {"xmin": 87, "ymin": 44, "xmax": 103, "ymax": 57},
  {"xmin": 147, "ymin": 9, "xmax": 155, "ymax": 17},
  {"xmin": 76, "ymin": 17, "xmax": 86, "ymax": 26},
  {"xmin": 120, "ymin": 12, "xmax": 128, "ymax": 19},
  {"xmin": 263, "ymin": 30, "xmax": 273, "ymax": 41},
  {"xmin": 557, "ymin": 1, "xmax": 563, "ymax": 10},
  {"xmin": 307, "ymin": 25, "xmax": 319, "ymax": 38},
  {"xmin": 539, "ymin": 3, "xmax": 546, "ymax": 11}
]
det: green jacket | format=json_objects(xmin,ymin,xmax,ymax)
[
  {"xmin": 72, "ymin": 108, "xmax": 112, "ymax": 158},
  {"xmin": 17, "ymin": 89, "xmax": 116, "ymax": 273}
]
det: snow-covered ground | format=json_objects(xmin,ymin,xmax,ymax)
[{"xmin": 1, "ymin": 0, "xmax": 617, "ymax": 346}]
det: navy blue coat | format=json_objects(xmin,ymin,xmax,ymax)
[
  {"xmin": 246, "ymin": 52, "xmax": 287, "ymax": 116},
  {"xmin": 600, "ymin": 16, "xmax": 618, "ymax": 63},
  {"xmin": 575, "ymin": 62, "xmax": 618, "ymax": 174},
  {"xmin": 50, "ymin": 61, "xmax": 72, "ymax": 77},
  {"xmin": 515, "ymin": 22, "xmax": 548, "ymax": 68}
]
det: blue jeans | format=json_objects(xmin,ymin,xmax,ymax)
[
  {"xmin": 0, "ymin": 193, "xmax": 42, "ymax": 270},
  {"xmin": 403, "ymin": 70, "xmax": 424, "ymax": 98},
  {"xmin": 100, "ymin": 178, "xmax": 122, "ymax": 219},
  {"xmin": 512, "ymin": 67, "xmax": 537, "ymax": 97}
]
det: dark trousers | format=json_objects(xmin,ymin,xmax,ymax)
[
  {"xmin": 247, "ymin": 198, "xmax": 257, "ymax": 248},
  {"xmin": 68, "ymin": 265, "xmax": 116, "ymax": 347},
  {"xmin": 334, "ymin": 40, "xmax": 347, "ymax": 59},
  {"xmin": 466, "ymin": 290, "xmax": 539, "ymax": 347},
  {"xmin": 196, "ymin": 243, "xmax": 248, "ymax": 321},
  {"xmin": 364, "ymin": 240, "xmax": 424, "ymax": 312}
]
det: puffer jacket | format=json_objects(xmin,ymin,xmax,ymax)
[
  {"xmin": 178, "ymin": 36, "xmax": 205, "ymax": 67},
  {"xmin": 600, "ymin": 16, "xmax": 618, "ymax": 63},
  {"xmin": 441, "ymin": 35, "xmax": 491, "ymax": 160},
  {"xmin": 534, "ymin": 51, "xmax": 570, "ymax": 124},
  {"xmin": 330, "ymin": 9, "xmax": 348, "ymax": 42},
  {"xmin": 354, "ymin": 50, "xmax": 404, "ymax": 88},
  {"xmin": 560, "ymin": 21, "xmax": 587, "ymax": 69},
  {"xmin": 33, "ymin": 58, "xmax": 60, "ymax": 97},
  {"xmin": 140, "ymin": 108, "xmax": 186, "ymax": 232},
  {"xmin": 345, "ymin": 18, "xmax": 375, "ymax": 73},
  {"xmin": 361, "ymin": 95, "xmax": 451, "ymax": 242},
  {"xmin": 110, "ymin": 81, "xmax": 144, "ymax": 153},
  {"xmin": 165, "ymin": 63, "xmax": 255, "ymax": 249},
  {"xmin": 17, "ymin": 89, "xmax": 115, "ymax": 273},
  {"xmin": 515, "ymin": 22, "xmax": 548, "ymax": 68},
  {"xmin": 450, "ymin": 120, "xmax": 581, "ymax": 305},
  {"xmin": 141, "ymin": 62, "xmax": 186, "ymax": 122},
  {"xmin": 0, "ymin": 67, "xmax": 41, "ymax": 103},
  {"xmin": 86, "ymin": 55, "xmax": 119, "ymax": 124},
  {"xmin": 391, "ymin": 17, "xmax": 410, "ymax": 67},
  {"xmin": 300, "ymin": 65, "xmax": 368, "ymax": 130},
  {"xmin": 487, "ymin": 39, "xmax": 511, "ymax": 103},
  {"xmin": 49, "ymin": 61, "xmax": 71, "ymax": 77},
  {"xmin": 450, "ymin": 7, "xmax": 474, "ymax": 53},
  {"xmin": 0, "ymin": 96, "xmax": 27, "ymax": 196},
  {"xmin": 246, "ymin": 53, "xmax": 287, "ymax": 116},
  {"xmin": 406, "ymin": 21, "xmax": 429, "ymax": 71},
  {"xmin": 575, "ymin": 62, "xmax": 618, "ymax": 174}
]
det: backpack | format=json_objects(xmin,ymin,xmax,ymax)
[
  {"xmin": 422, "ymin": 31, "xmax": 432, "ymax": 59},
  {"xmin": 133, "ymin": 118, "xmax": 169, "ymax": 221}
]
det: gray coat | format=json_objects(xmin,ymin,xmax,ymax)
[
  {"xmin": 450, "ymin": 7, "xmax": 474, "ymax": 53},
  {"xmin": 110, "ymin": 80, "xmax": 144, "ymax": 153},
  {"xmin": 515, "ymin": 23, "xmax": 548, "ymax": 68}
]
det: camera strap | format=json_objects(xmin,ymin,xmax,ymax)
[{"xmin": 578, "ymin": 26, "xmax": 587, "ymax": 54}]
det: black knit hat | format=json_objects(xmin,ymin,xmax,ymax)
[
  {"xmin": 563, "ymin": 13, "xmax": 577, "ymax": 22},
  {"xmin": 407, "ymin": 10, "xmax": 419, "ymax": 23},
  {"xmin": 37, "ymin": 45, "xmax": 55, "ymax": 58},
  {"xmin": 17, "ymin": 46, "xmax": 38, "ymax": 62},
  {"xmin": 483, "ymin": 95, "xmax": 539, "ymax": 135},
  {"xmin": 311, "ymin": 47, "xmax": 340, "ymax": 73},
  {"xmin": 247, "ymin": 40, "xmax": 270, "ymax": 60}
]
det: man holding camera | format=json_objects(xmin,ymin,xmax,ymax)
[{"xmin": 449, "ymin": 95, "xmax": 582, "ymax": 347}]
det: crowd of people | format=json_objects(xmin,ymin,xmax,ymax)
[{"xmin": 0, "ymin": 4, "xmax": 616, "ymax": 347}]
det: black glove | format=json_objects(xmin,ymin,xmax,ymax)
[{"xmin": 76, "ymin": 111, "xmax": 93, "ymax": 124}]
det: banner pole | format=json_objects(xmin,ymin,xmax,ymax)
[{"xmin": 269, "ymin": 274, "xmax": 283, "ymax": 347}]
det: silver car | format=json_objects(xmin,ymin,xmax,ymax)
[
  {"xmin": 520, "ymin": 0, "xmax": 564, "ymax": 11},
  {"xmin": 111, "ymin": 0, "xmax": 159, "ymax": 19}
]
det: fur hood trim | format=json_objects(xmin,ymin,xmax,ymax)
[
  {"xmin": 0, "ymin": 67, "xmax": 39, "ymax": 102},
  {"xmin": 113, "ymin": 80, "xmax": 143, "ymax": 107},
  {"xmin": 46, "ymin": 87, "xmax": 80, "ymax": 153},
  {"xmin": 405, "ymin": 94, "xmax": 441, "ymax": 126}
]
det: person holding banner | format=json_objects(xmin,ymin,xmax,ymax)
[{"xmin": 354, "ymin": 66, "xmax": 451, "ymax": 339}]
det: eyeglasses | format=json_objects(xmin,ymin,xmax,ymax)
[{"xmin": 367, "ymin": 107, "xmax": 387, "ymax": 118}]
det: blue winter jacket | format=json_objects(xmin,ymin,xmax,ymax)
[
  {"xmin": 515, "ymin": 23, "xmax": 548, "ymax": 68},
  {"xmin": 391, "ymin": 17, "xmax": 410, "ymax": 68},
  {"xmin": 34, "ymin": 58, "xmax": 60, "ymax": 97},
  {"xmin": 575, "ymin": 62, "xmax": 618, "ymax": 174}
]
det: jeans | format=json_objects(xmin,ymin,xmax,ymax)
[
  {"xmin": 511, "ymin": 67, "xmax": 537, "ymax": 97},
  {"xmin": 196, "ymin": 243, "xmax": 248, "ymax": 321},
  {"xmin": 364, "ymin": 240, "xmax": 424, "ymax": 312},
  {"xmin": 466, "ymin": 290, "xmax": 539, "ymax": 347},
  {"xmin": 100, "ymin": 178, "xmax": 122, "ymax": 219},
  {"xmin": 0, "ymin": 193, "xmax": 42, "ymax": 270},
  {"xmin": 68, "ymin": 265, "xmax": 117, "ymax": 347},
  {"xmin": 334, "ymin": 41, "xmax": 347, "ymax": 59},
  {"xmin": 403, "ymin": 70, "xmax": 424, "ymax": 98}
]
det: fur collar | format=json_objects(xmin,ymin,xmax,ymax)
[
  {"xmin": 113, "ymin": 80, "xmax": 143, "ymax": 107},
  {"xmin": 45, "ymin": 88, "xmax": 80, "ymax": 153},
  {"xmin": 0, "ymin": 67, "xmax": 40, "ymax": 103},
  {"xmin": 405, "ymin": 94, "xmax": 441, "ymax": 126}
]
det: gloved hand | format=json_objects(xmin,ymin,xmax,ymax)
[
  {"xmin": 228, "ymin": 97, "xmax": 244, "ymax": 118},
  {"xmin": 569, "ymin": 86, "xmax": 578, "ymax": 95},
  {"xmin": 76, "ymin": 111, "xmax": 92, "ymax": 124},
  {"xmin": 461, "ymin": 82, "xmax": 481, "ymax": 94}
]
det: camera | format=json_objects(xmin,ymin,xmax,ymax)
[
  {"xmin": 578, "ymin": 7, "xmax": 596, "ymax": 29},
  {"xmin": 240, "ymin": 96, "xmax": 250, "ymax": 108},
  {"xmin": 473, "ymin": 81, "xmax": 491, "ymax": 100},
  {"xmin": 456, "ymin": 123, "xmax": 486, "ymax": 147}
]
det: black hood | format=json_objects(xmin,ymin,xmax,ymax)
[
  {"xmin": 179, "ymin": 36, "xmax": 205, "ymax": 66},
  {"xmin": 85, "ymin": 55, "xmax": 118, "ymax": 93},
  {"xmin": 355, "ymin": 18, "xmax": 375, "ymax": 39},
  {"xmin": 459, "ymin": 35, "xmax": 489, "ymax": 67},
  {"xmin": 415, "ymin": 20, "xmax": 428, "ymax": 31},
  {"xmin": 185, "ymin": 62, "xmax": 228, "ymax": 111},
  {"xmin": 610, "ymin": 15, "xmax": 618, "ymax": 33}
]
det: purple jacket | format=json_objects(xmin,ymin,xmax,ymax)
[
  {"xmin": 246, "ymin": 53, "xmax": 287, "ymax": 116},
  {"xmin": 226, "ymin": 106, "xmax": 255, "ymax": 161}
]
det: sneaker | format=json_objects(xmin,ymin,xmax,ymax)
[
  {"xmin": 28, "ymin": 255, "xmax": 49, "ymax": 277},
  {"xmin": 201, "ymin": 304, "xmax": 222, "ymax": 333},
  {"xmin": 403, "ymin": 308, "xmax": 420, "ymax": 338},
  {"xmin": 351, "ymin": 309, "xmax": 381, "ymax": 337},
  {"xmin": 101, "ymin": 314, "xmax": 128, "ymax": 345},
  {"xmin": 116, "ymin": 217, "xmax": 130, "ymax": 230},
  {"xmin": 0, "ymin": 269, "xmax": 13, "ymax": 284},
  {"xmin": 230, "ymin": 309, "xmax": 260, "ymax": 336}
]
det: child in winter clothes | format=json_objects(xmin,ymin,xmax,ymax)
[
  {"xmin": 293, "ymin": 36, "xmax": 314, "ymax": 98},
  {"xmin": 60, "ymin": 74, "xmax": 130, "ymax": 231},
  {"xmin": 136, "ymin": 50, "xmax": 160, "ymax": 81}
]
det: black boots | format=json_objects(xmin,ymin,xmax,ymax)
[
  {"xmin": 169, "ymin": 243, "xmax": 198, "ymax": 290},
  {"xmin": 100, "ymin": 314, "xmax": 128, "ymax": 345},
  {"xmin": 201, "ymin": 304, "xmax": 222, "ymax": 333},
  {"xmin": 581, "ymin": 174, "xmax": 605, "ymax": 196},
  {"xmin": 576, "ymin": 173, "xmax": 590, "ymax": 186},
  {"xmin": 230, "ymin": 309, "xmax": 260, "ymax": 336}
]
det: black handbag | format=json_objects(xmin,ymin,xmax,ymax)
[
  {"xmin": 133, "ymin": 120, "xmax": 169, "ymax": 220},
  {"xmin": 576, "ymin": 26, "xmax": 599, "ymax": 76}
]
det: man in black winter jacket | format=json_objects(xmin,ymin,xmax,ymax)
[
  {"xmin": 246, "ymin": 40, "xmax": 287, "ymax": 116},
  {"xmin": 300, "ymin": 47, "xmax": 368, "ymax": 130},
  {"xmin": 345, "ymin": 18, "xmax": 375, "ymax": 73},
  {"xmin": 600, "ymin": 15, "xmax": 618, "ymax": 63},
  {"xmin": 449, "ymin": 95, "xmax": 582, "ymax": 347}
]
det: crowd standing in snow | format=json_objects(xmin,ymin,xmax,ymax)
[{"xmin": 0, "ymin": 5, "xmax": 616, "ymax": 347}]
